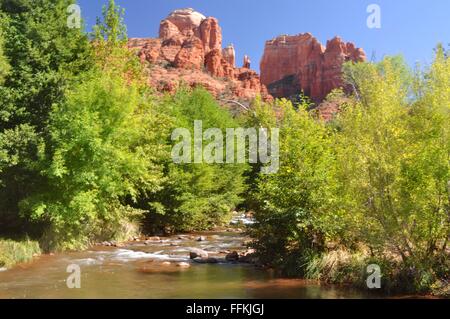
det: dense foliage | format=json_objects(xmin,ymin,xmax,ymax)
[
  {"xmin": 247, "ymin": 52, "xmax": 449, "ymax": 294},
  {"xmin": 336, "ymin": 54, "xmax": 449, "ymax": 266},
  {"xmin": 143, "ymin": 88, "xmax": 247, "ymax": 233},
  {"xmin": 0, "ymin": 0, "xmax": 93, "ymax": 238},
  {"xmin": 246, "ymin": 99, "xmax": 335, "ymax": 276},
  {"xmin": 0, "ymin": 0, "xmax": 245, "ymax": 250}
]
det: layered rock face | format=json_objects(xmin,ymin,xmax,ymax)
[
  {"xmin": 260, "ymin": 33, "xmax": 366, "ymax": 102},
  {"xmin": 128, "ymin": 8, "xmax": 270, "ymax": 102}
]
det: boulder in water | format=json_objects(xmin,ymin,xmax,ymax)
[{"xmin": 189, "ymin": 248, "xmax": 209, "ymax": 259}]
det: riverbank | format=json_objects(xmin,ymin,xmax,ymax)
[{"xmin": 0, "ymin": 212, "xmax": 251, "ymax": 269}]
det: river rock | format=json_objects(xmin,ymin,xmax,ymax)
[
  {"xmin": 189, "ymin": 248, "xmax": 209, "ymax": 259},
  {"xmin": 238, "ymin": 252, "xmax": 258, "ymax": 264},
  {"xmin": 144, "ymin": 236, "xmax": 161, "ymax": 245},
  {"xmin": 176, "ymin": 262, "xmax": 190, "ymax": 268},
  {"xmin": 196, "ymin": 236, "xmax": 207, "ymax": 242},
  {"xmin": 193, "ymin": 257, "xmax": 218, "ymax": 264},
  {"xmin": 225, "ymin": 251, "xmax": 239, "ymax": 262}
]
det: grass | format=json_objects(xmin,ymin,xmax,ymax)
[
  {"xmin": 0, "ymin": 239, "xmax": 41, "ymax": 269},
  {"xmin": 304, "ymin": 249, "xmax": 367, "ymax": 285},
  {"xmin": 303, "ymin": 248, "xmax": 449, "ymax": 297}
]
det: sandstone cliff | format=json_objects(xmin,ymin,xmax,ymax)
[
  {"xmin": 260, "ymin": 33, "xmax": 366, "ymax": 103},
  {"xmin": 128, "ymin": 8, "xmax": 271, "ymax": 102}
]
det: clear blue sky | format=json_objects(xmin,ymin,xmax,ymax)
[{"xmin": 77, "ymin": 0, "xmax": 449, "ymax": 71}]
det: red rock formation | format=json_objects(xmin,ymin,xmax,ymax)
[
  {"xmin": 205, "ymin": 49, "xmax": 235, "ymax": 78},
  {"xmin": 204, "ymin": 49, "xmax": 223, "ymax": 77},
  {"xmin": 243, "ymin": 55, "xmax": 251, "ymax": 69},
  {"xmin": 199, "ymin": 17, "xmax": 222, "ymax": 54},
  {"xmin": 159, "ymin": 20, "xmax": 180, "ymax": 40},
  {"xmin": 161, "ymin": 8, "xmax": 205, "ymax": 38},
  {"xmin": 233, "ymin": 68, "xmax": 269, "ymax": 99},
  {"xmin": 222, "ymin": 44, "xmax": 235, "ymax": 67},
  {"xmin": 128, "ymin": 8, "xmax": 270, "ymax": 102},
  {"xmin": 174, "ymin": 37, "xmax": 204, "ymax": 69},
  {"xmin": 260, "ymin": 33, "xmax": 366, "ymax": 102},
  {"xmin": 128, "ymin": 38, "xmax": 162, "ymax": 64}
]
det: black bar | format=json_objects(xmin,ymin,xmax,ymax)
[{"xmin": 0, "ymin": 299, "xmax": 447, "ymax": 318}]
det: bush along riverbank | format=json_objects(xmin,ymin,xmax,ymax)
[
  {"xmin": 302, "ymin": 249, "xmax": 449, "ymax": 297},
  {"xmin": 0, "ymin": 239, "xmax": 41, "ymax": 270},
  {"xmin": 245, "ymin": 53, "xmax": 449, "ymax": 297}
]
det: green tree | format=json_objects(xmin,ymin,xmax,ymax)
[
  {"xmin": 0, "ymin": 0, "xmax": 93, "ymax": 236},
  {"xmin": 249, "ymin": 98, "xmax": 336, "ymax": 276},
  {"xmin": 22, "ymin": 69, "xmax": 167, "ymax": 250},
  {"xmin": 407, "ymin": 46, "xmax": 450, "ymax": 260},
  {"xmin": 335, "ymin": 54, "xmax": 449, "ymax": 291},
  {"xmin": 15, "ymin": 0, "xmax": 169, "ymax": 250},
  {"xmin": 91, "ymin": 0, "xmax": 142, "ymax": 84},
  {"xmin": 0, "ymin": 0, "xmax": 92, "ymax": 130},
  {"xmin": 337, "ymin": 59, "xmax": 411, "ymax": 252},
  {"xmin": 143, "ymin": 88, "xmax": 247, "ymax": 233},
  {"xmin": 92, "ymin": 0, "xmax": 127, "ymax": 45}
]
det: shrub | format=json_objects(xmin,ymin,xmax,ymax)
[{"xmin": 0, "ymin": 239, "xmax": 41, "ymax": 268}]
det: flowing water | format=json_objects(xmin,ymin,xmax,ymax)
[{"xmin": 0, "ymin": 224, "xmax": 375, "ymax": 299}]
